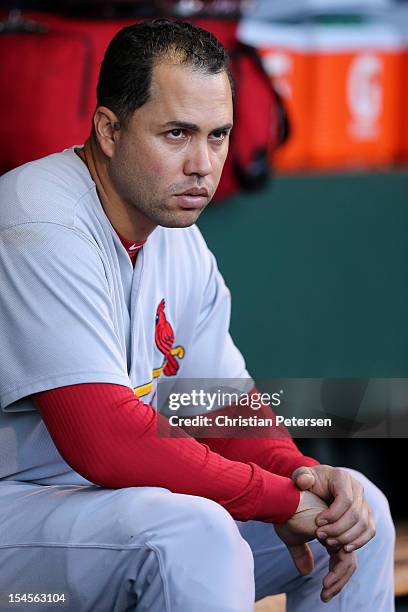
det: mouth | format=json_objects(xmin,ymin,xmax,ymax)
[{"xmin": 173, "ymin": 188, "xmax": 209, "ymax": 210}]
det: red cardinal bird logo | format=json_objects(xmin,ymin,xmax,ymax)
[{"xmin": 155, "ymin": 299, "xmax": 185, "ymax": 376}]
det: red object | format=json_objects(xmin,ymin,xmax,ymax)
[
  {"xmin": 0, "ymin": 12, "xmax": 285, "ymax": 200},
  {"xmin": 33, "ymin": 382, "xmax": 316, "ymax": 523},
  {"xmin": 155, "ymin": 299, "xmax": 179, "ymax": 376},
  {"xmin": 116, "ymin": 230, "xmax": 145, "ymax": 263},
  {"xmin": 198, "ymin": 387, "xmax": 320, "ymax": 478},
  {"xmin": 0, "ymin": 12, "xmax": 122, "ymax": 173}
]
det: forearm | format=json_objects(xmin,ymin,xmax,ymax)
[
  {"xmin": 200, "ymin": 437, "xmax": 320, "ymax": 477},
  {"xmin": 34, "ymin": 382, "xmax": 301, "ymax": 523},
  {"xmin": 197, "ymin": 387, "xmax": 320, "ymax": 478}
]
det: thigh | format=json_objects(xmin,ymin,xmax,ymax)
[
  {"xmin": 0, "ymin": 481, "xmax": 171, "ymax": 611},
  {"xmin": 0, "ymin": 480, "xmax": 178, "ymax": 550},
  {"xmin": 0, "ymin": 480, "xmax": 255, "ymax": 612}
]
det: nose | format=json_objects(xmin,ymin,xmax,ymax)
[{"xmin": 183, "ymin": 139, "xmax": 212, "ymax": 177}]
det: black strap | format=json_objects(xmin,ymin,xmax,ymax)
[{"xmin": 229, "ymin": 41, "xmax": 290, "ymax": 191}]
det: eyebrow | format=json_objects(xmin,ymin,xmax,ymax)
[{"xmin": 161, "ymin": 121, "xmax": 233, "ymax": 132}]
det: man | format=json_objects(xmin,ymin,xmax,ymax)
[{"xmin": 0, "ymin": 19, "xmax": 394, "ymax": 611}]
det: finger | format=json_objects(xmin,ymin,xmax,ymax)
[
  {"xmin": 343, "ymin": 526, "xmax": 376, "ymax": 552},
  {"xmin": 323, "ymin": 549, "xmax": 356, "ymax": 588},
  {"xmin": 319, "ymin": 539, "xmax": 342, "ymax": 553},
  {"xmin": 323, "ymin": 507, "xmax": 374, "ymax": 549},
  {"xmin": 321, "ymin": 557, "xmax": 357, "ymax": 601},
  {"xmin": 318, "ymin": 504, "xmax": 368, "ymax": 543},
  {"xmin": 291, "ymin": 467, "xmax": 316, "ymax": 491},
  {"xmin": 317, "ymin": 478, "xmax": 365, "ymax": 535},
  {"xmin": 344, "ymin": 508, "xmax": 376, "ymax": 551},
  {"xmin": 325, "ymin": 547, "xmax": 351, "ymax": 578},
  {"xmin": 321, "ymin": 562, "xmax": 356, "ymax": 602},
  {"xmin": 287, "ymin": 543, "xmax": 315, "ymax": 576},
  {"xmin": 316, "ymin": 472, "xmax": 356, "ymax": 526},
  {"xmin": 321, "ymin": 550, "xmax": 357, "ymax": 602}
]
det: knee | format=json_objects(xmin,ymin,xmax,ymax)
[
  {"xmin": 345, "ymin": 468, "xmax": 396, "ymax": 547},
  {"xmin": 115, "ymin": 488, "xmax": 253, "ymax": 574},
  {"xmin": 172, "ymin": 495, "xmax": 254, "ymax": 570},
  {"xmin": 152, "ymin": 495, "xmax": 255, "ymax": 609},
  {"xmin": 163, "ymin": 495, "xmax": 255, "ymax": 607}
]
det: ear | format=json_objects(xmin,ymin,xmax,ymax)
[{"xmin": 93, "ymin": 106, "xmax": 121, "ymax": 158}]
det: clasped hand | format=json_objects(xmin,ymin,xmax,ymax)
[{"xmin": 275, "ymin": 465, "xmax": 376, "ymax": 603}]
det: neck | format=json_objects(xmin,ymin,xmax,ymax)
[{"xmin": 78, "ymin": 137, "xmax": 154, "ymax": 243}]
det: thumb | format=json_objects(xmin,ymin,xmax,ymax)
[
  {"xmin": 292, "ymin": 466, "xmax": 316, "ymax": 491},
  {"xmin": 287, "ymin": 543, "xmax": 315, "ymax": 576}
]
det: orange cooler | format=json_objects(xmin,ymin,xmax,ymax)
[
  {"xmin": 238, "ymin": 21, "xmax": 313, "ymax": 171},
  {"xmin": 388, "ymin": 7, "xmax": 408, "ymax": 164},
  {"xmin": 307, "ymin": 22, "xmax": 403, "ymax": 170},
  {"xmin": 400, "ymin": 42, "xmax": 408, "ymax": 163}
]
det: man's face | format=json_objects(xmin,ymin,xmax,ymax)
[{"xmin": 108, "ymin": 62, "xmax": 233, "ymax": 230}]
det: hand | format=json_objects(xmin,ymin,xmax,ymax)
[
  {"xmin": 275, "ymin": 489, "xmax": 358, "ymax": 602},
  {"xmin": 291, "ymin": 465, "xmax": 376, "ymax": 553},
  {"xmin": 275, "ymin": 489, "xmax": 327, "ymax": 576},
  {"xmin": 320, "ymin": 542, "xmax": 357, "ymax": 603}
]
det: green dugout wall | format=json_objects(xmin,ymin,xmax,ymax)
[
  {"xmin": 198, "ymin": 170, "xmax": 408, "ymax": 379},
  {"xmin": 198, "ymin": 170, "xmax": 408, "ymax": 513}
]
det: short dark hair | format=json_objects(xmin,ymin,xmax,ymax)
[{"xmin": 96, "ymin": 19, "xmax": 234, "ymax": 127}]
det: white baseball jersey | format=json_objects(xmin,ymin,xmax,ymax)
[
  {"xmin": 0, "ymin": 154, "xmax": 395, "ymax": 612},
  {"xmin": 0, "ymin": 147, "xmax": 250, "ymax": 486}
]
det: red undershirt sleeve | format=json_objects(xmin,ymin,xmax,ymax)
[
  {"xmin": 34, "ymin": 382, "xmax": 301, "ymax": 524},
  {"xmin": 197, "ymin": 387, "xmax": 320, "ymax": 478}
]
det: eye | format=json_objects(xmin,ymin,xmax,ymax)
[
  {"xmin": 167, "ymin": 128, "xmax": 185, "ymax": 140},
  {"xmin": 210, "ymin": 129, "xmax": 229, "ymax": 143}
]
